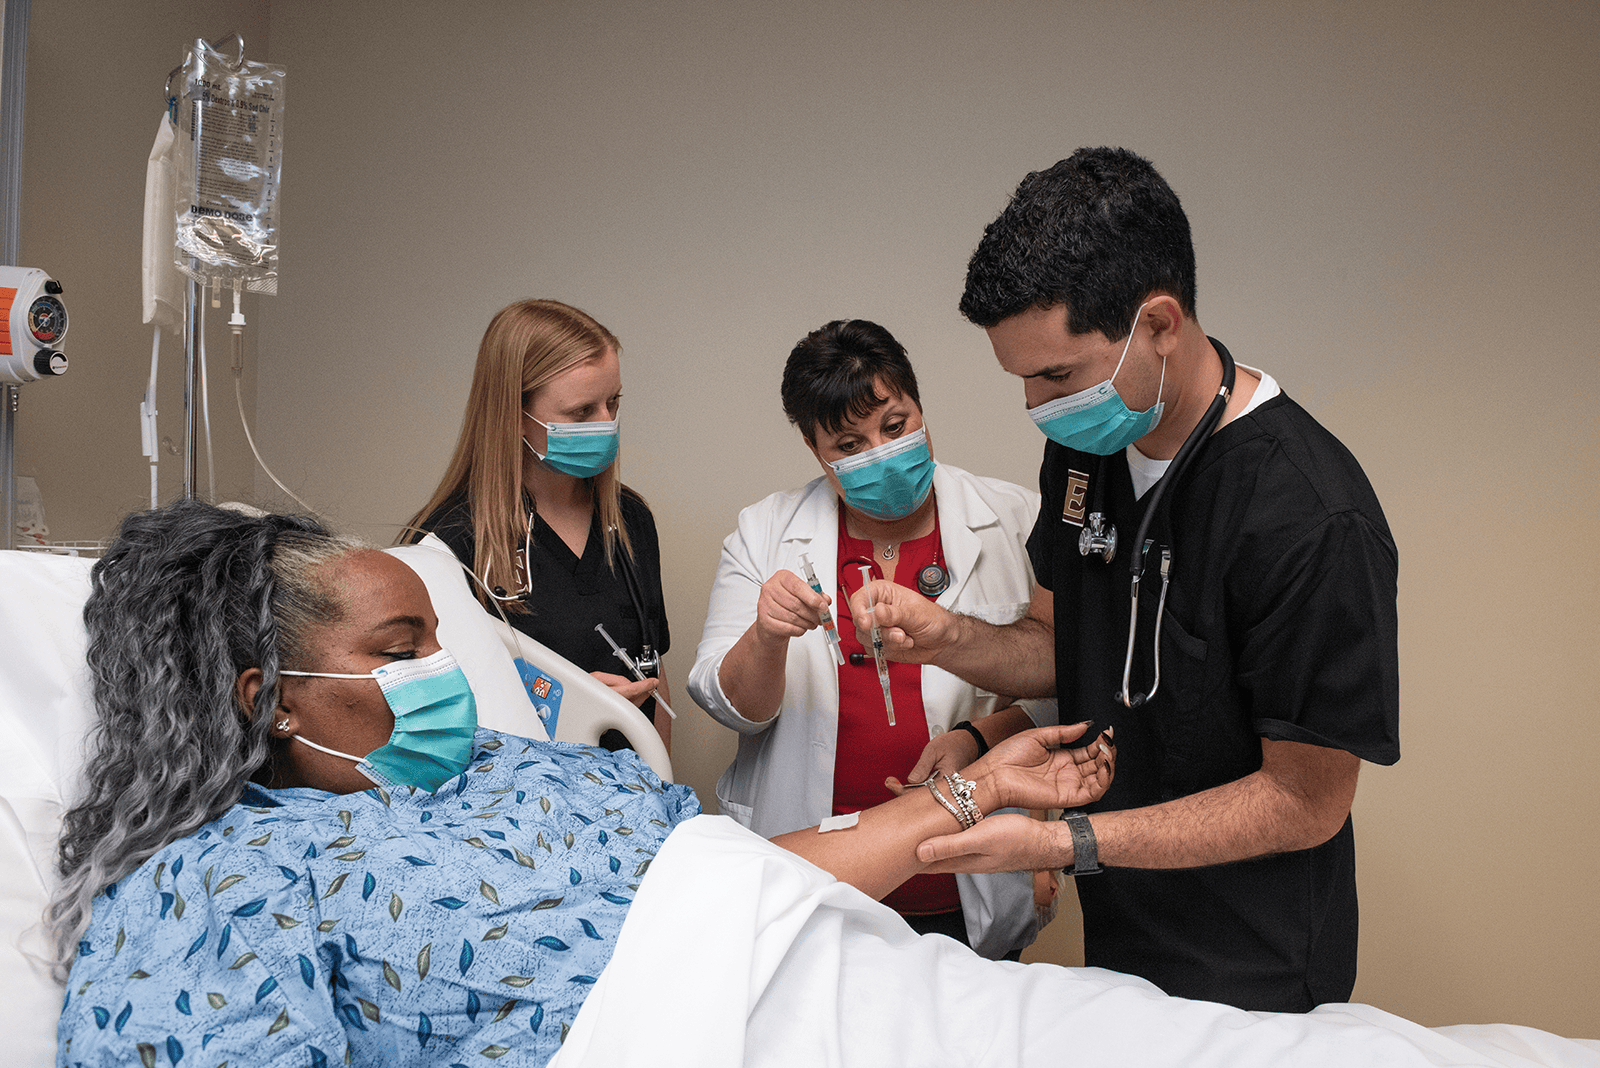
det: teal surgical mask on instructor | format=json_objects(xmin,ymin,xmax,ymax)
[
  {"xmin": 1027, "ymin": 301, "xmax": 1166, "ymax": 455},
  {"xmin": 280, "ymin": 648, "xmax": 479, "ymax": 792},
  {"xmin": 829, "ymin": 426, "xmax": 937, "ymax": 521}
]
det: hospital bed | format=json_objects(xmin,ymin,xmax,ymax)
[
  {"xmin": 0, "ymin": 537, "xmax": 667, "ymax": 1068},
  {"xmin": 6, "ymin": 541, "xmax": 1598, "ymax": 1067}
]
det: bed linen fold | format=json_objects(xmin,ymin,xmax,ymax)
[{"xmin": 551, "ymin": 815, "xmax": 1599, "ymax": 1068}]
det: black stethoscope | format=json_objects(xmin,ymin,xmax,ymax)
[
  {"xmin": 1080, "ymin": 342, "xmax": 1236, "ymax": 709},
  {"xmin": 486, "ymin": 507, "xmax": 662, "ymax": 677},
  {"xmin": 839, "ymin": 529, "xmax": 951, "ymax": 668}
]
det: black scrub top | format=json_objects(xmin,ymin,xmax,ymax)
[
  {"xmin": 419, "ymin": 488, "xmax": 671, "ymax": 718},
  {"xmin": 1030, "ymin": 352, "xmax": 1399, "ymax": 1013}
]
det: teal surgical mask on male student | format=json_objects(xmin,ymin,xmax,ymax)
[
  {"xmin": 1027, "ymin": 300, "xmax": 1166, "ymax": 455},
  {"xmin": 524, "ymin": 413, "xmax": 620, "ymax": 478},
  {"xmin": 281, "ymin": 647, "xmax": 478, "ymax": 792},
  {"xmin": 829, "ymin": 427, "xmax": 937, "ymax": 521}
]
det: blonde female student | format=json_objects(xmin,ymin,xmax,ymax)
[{"xmin": 405, "ymin": 299, "xmax": 671, "ymax": 749}]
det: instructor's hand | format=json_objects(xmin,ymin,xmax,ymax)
[
  {"xmin": 884, "ymin": 728, "xmax": 979, "ymax": 796},
  {"xmin": 752, "ymin": 572, "xmax": 825, "ymax": 645},
  {"xmin": 754, "ymin": 569, "xmax": 830, "ymax": 645}
]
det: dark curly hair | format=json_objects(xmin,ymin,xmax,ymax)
[
  {"xmin": 958, "ymin": 147, "xmax": 1197, "ymax": 339},
  {"xmin": 46, "ymin": 500, "xmax": 365, "ymax": 977},
  {"xmin": 780, "ymin": 319, "xmax": 922, "ymax": 442}
]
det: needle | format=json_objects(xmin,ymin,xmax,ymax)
[
  {"xmin": 857, "ymin": 565, "xmax": 895, "ymax": 726},
  {"xmin": 594, "ymin": 623, "xmax": 676, "ymax": 719},
  {"xmin": 799, "ymin": 552, "xmax": 846, "ymax": 666}
]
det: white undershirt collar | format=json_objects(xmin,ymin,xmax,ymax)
[{"xmin": 1127, "ymin": 364, "xmax": 1280, "ymax": 500}]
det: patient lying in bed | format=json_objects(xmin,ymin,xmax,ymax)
[
  {"xmin": 52, "ymin": 502, "xmax": 1113, "ymax": 1067},
  {"xmin": 58, "ymin": 728, "xmax": 693, "ymax": 1066},
  {"xmin": 45, "ymin": 502, "xmax": 1600, "ymax": 1067}
]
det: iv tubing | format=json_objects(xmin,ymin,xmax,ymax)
[
  {"xmin": 198, "ymin": 298, "xmax": 215, "ymax": 500},
  {"xmin": 143, "ymin": 327, "xmax": 160, "ymax": 508},
  {"xmin": 230, "ymin": 291, "xmax": 317, "ymax": 515}
]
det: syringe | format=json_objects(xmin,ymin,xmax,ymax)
[
  {"xmin": 798, "ymin": 552, "xmax": 846, "ymax": 667},
  {"xmin": 856, "ymin": 565, "xmax": 895, "ymax": 726},
  {"xmin": 594, "ymin": 623, "xmax": 676, "ymax": 719}
]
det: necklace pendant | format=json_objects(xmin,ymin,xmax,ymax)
[{"xmin": 881, "ymin": 543, "xmax": 897, "ymax": 560}]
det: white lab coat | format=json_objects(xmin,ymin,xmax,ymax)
[{"xmin": 688, "ymin": 464, "xmax": 1056, "ymax": 959}]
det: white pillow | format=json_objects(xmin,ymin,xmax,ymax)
[
  {"xmin": 384, "ymin": 537, "xmax": 548, "ymax": 741},
  {"xmin": 0, "ymin": 550, "xmax": 95, "ymax": 1068}
]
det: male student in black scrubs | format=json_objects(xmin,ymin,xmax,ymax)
[{"xmin": 851, "ymin": 147, "xmax": 1399, "ymax": 1012}]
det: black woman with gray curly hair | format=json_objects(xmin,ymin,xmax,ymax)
[{"xmin": 50, "ymin": 500, "xmax": 1111, "ymax": 1068}]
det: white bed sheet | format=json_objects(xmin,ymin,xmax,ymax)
[{"xmin": 551, "ymin": 815, "xmax": 1599, "ymax": 1068}]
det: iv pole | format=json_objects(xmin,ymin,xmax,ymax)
[
  {"xmin": 177, "ymin": 32, "xmax": 243, "ymax": 502},
  {"xmin": 0, "ymin": 0, "xmax": 31, "ymax": 550}
]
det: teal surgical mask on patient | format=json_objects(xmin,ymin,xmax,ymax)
[{"xmin": 280, "ymin": 647, "xmax": 478, "ymax": 792}]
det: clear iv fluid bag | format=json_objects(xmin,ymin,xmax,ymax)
[{"xmin": 172, "ymin": 38, "xmax": 286, "ymax": 295}]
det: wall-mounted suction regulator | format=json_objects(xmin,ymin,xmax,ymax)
[{"xmin": 0, "ymin": 267, "xmax": 68, "ymax": 385}]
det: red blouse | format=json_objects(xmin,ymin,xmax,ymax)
[{"xmin": 832, "ymin": 511, "xmax": 959, "ymax": 916}]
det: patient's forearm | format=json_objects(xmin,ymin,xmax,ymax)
[
  {"xmin": 772, "ymin": 779, "xmax": 990, "ymax": 900},
  {"xmin": 777, "ymin": 723, "xmax": 1113, "ymax": 897}
]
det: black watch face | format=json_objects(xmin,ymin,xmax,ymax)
[{"xmin": 28, "ymin": 295, "xmax": 67, "ymax": 344}]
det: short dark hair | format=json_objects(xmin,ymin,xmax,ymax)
[
  {"xmin": 781, "ymin": 319, "xmax": 921, "ymax": 441},
  {"xmin": 958, "ymin": 147, "xmax": 1197, "ymax": 340}
]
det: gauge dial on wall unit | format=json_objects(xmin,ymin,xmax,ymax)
[{"xmin": 27, "ymin": 295, "xmax": 67, "ymax": 344}]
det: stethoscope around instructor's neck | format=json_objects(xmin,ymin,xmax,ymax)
[{"xmin": 1082, "ymin": 341, "xmax": 1236, "ymax": 710}]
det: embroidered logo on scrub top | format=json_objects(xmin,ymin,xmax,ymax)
[{"xmin": 1062, "ymin": 469, "xmax": 1090, "ymax": 527}]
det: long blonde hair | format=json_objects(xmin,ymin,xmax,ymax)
[{"xmin": 403, "ymin": 299, "xmax": 633, "ymax": 610}]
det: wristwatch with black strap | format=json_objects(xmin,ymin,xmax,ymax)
[{"xmin": 1061, "ymin": 809, "xmax": 1101, "ymax": 876}]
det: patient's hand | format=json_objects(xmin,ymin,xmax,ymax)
[
  {"xmin": 973, "ymin": 722, "xmax": 1115, "ymax": 813},
  {"xmin": 911, "ymin": 725, "xmax": 1113, "ymax": 875},
  {"xmin": 592, "ymin": 670, "xmax": 658, "ymax": 707}
]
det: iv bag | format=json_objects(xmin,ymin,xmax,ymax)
[{"xmin": 171, "ymin": 38, "xmax": 286, "ymax": 295}]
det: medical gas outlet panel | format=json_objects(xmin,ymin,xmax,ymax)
[{"xmin": 0, "ymin": 267, "xmax": 68, "ymax": 386}]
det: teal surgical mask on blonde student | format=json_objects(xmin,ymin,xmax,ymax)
[{"xmin": 524, "ymin": 413, "xmax": 620, "ymax": 479}]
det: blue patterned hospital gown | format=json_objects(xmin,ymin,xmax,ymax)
[{"xmin": 58, "ymin": 730, "xmax": 699, "ymax": 1067}]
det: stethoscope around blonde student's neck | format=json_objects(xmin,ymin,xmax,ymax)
[
  {"xmin": 1080, "ymin": 341, "xmax": 1237, "ymax": 711},
  {"xmin": 482, "ymin": 506, "xmax": 662, "ymax": 678}
]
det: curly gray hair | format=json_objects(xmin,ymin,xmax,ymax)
[{"xmin": 45, "ymin": 500, "xmax": 366, "ymax": 978}]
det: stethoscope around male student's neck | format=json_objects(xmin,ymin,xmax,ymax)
[{"xmin": 1081, "ymin": 341, "xmax": 1236, "ymax": 711}]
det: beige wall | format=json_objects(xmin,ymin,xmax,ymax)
[{"xmin": 20, "ymin": 0, "xmax": 1599, "ymax": 1037}]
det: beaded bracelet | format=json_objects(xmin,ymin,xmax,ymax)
[{"xmin": 942, "ymin": 772, "xmax": 983, "ymax": 828}]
